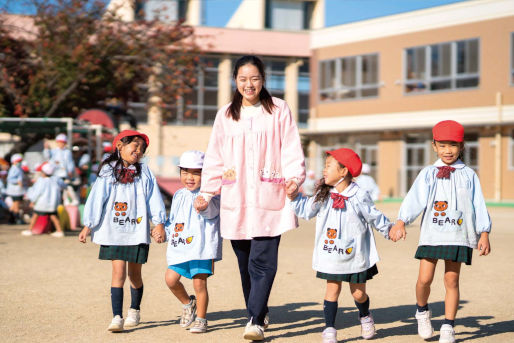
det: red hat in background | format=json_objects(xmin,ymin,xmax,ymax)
[
  {"xmin": 102, "ymin": 142, "xmax": 112, "ymax": 153},
  {"xmin": 432, "ymin": 120, "xmax": 464, "ymax": 142},
  {"xmin": 327, "ymin": 148, "xmax": 362, "ymax": 177},
  {"xmin": 21, "ymin": 161, "xmax": 29, "ymax": 172},
  {"xmin": 35, "ymin": 161, "xmax": 48, "ymax": 172},
  {"xmin": 112, "ymin": 130, "xmax": 149, "ymax": 151}
]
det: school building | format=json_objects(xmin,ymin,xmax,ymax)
[
  {"xmin": 307, "ymin": 0, "xmax": 514, "ymax": 201},
  {"xmin": 109, "ymin": 0, "xmax": 323, "ymax": 183}
]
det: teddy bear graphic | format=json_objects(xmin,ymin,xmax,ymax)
[
  {"xmin": 222, "ymin": 167, "xmax": 236, "ymax": 185},
  {"xmin": 324, "ymin": 228, "xmax": 337, "ymax": 245},
  {"xmin": 433, "ymin": 201, "xmax": 448, "ymax": 217},
  {"xmin": 173, "ymin": 223, "xmax": 193, "ymax": 244},
  {"xmin": 114, "ymin": 202, "xmax": 127, "ymax": 216}
]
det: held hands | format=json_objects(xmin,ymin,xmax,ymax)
[
  {"xmin": 285, "ymin": 180, "xmax": 299, "ymax": 200},
  {"xmin": 194, "ymin": 195, "xmax": 208, "ymax": 213},
  {"xmin": 151, "ymin": 224, "xmax": 165, "ymax": 243},
  {"xmin": 477, "ymin": 232, "xmax": 491, "ymax": 256},
  {"xmin": 389, "ymin": 220, "xmax": 407, "ymax": 242},
  {"xmin": 78, "ymin": 226, "xmax": 91, "ymax": 243}
]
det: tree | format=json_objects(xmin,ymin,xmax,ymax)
[{"xmin": 0, "ymin": 0, "xmax": 200, "ymax": 119}]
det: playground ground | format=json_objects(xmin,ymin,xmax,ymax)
[{"xmin": 1, "ymin": 203, "xmax": 513, "ymax": 342}]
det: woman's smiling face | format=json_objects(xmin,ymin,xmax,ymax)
[{"xmin": 236, "ymin": 63, "xmax": 263, "ymax": 106}]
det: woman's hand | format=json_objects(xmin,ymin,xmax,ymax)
[
  {"xmin": 285, "ymin": 180, "xmax": 299, "ymax": 200},
  {"xmin": 78, "ymin": 226, "xmax": 91, "ymax": 243},
  {"xmin": 194, "ymin": 195, "xmax": 208, "ymax": 213}
]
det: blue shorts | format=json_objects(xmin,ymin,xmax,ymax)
[{"xmin": 168, "ymin": 259, "xmax": 214, "ymax": 279}]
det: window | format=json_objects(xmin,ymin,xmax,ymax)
[
  {"xmin": 319, "ymin": 53, "xmax": 379, "ymax": 102},
  {"xmin": 511, "ymin": 33, "xmax": 514, "ymax": 84},
  {"xmin": 404, "ymin": 38, "xmax": 479, "ymax": 93},
  {"xmin": 356, "ymin": 144, "xmax": 378, "ymax": 180},
  {"xmin": 138, "ymin": 0, "xmax": 186, "ymax": 23},
  {"xmin": 404, "ymin": 140, "xmax": 430, "ymax": 194},
  {"xmin": 463, "ymin": 133, "xmax": 479, "ymax": 174},
  {"xmin": 298, "ymin": 59, "xmax": 310, "ymax": 128},
  {"xmin": 509, "ymin": 129, "xmax": 514, "ymax": 170},
  {"xmin": 265, "ymin": 0, "xmax": 313, "ymax": 30}
]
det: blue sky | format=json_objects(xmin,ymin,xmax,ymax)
[{"xmin": 2, "ymin": 0, "xmax": 470, "ymax": 27}]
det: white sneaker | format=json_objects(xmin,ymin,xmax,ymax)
[
  {"xmin": 322, "ymin": 327, "xmax": 337, "ymax": 343},
  {"xmin": 21, "ymin": 230, "xmax": 33, "ymax": 236},
  {"xmin": 51, "ymin": 231, "xmax": 64, "ymax": 238},
  {"xmin": 415, "ymin": 310, "xmax": 434, "ymax": 339},
  {"xmin": 124, "ymin": 308, "xmax": 140, "ymax": 327},
  {"xmin": 439, "ymin": 324, "xmax": 456, "ymax": 343},
  {"xmin": 180, "ymin": 295, "xmax": 197, "ymax": 328},
  {"xmin": 107, "ymin": 315, "xmax": 124, "ymax": 332},
  {"xmin": 263, "ymin": 313, "xmax": 270, "ymax": 330},
  {"xmin": 360, "ymin": 313, "xmax": 376, "ymax": 339},
  {"xmin": 243, "ymin": 321, "xmax": 265, "ymax": 341},
  {"xmin": 190, "ymin": 318, "xmax": 208, "ymax": 333}
]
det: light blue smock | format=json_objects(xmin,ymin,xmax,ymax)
[
  {"xmin": 6, "ymin": 164, "xmax": 24, "ymax": 197},
  {"xmin": 27, "ymin": 176, "xmax": 65, "ymax": 212},
  {"xmin": 44, "ymin": 147, "xmax": 75, "ymax": 178}
]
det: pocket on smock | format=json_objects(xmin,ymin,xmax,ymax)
[{"xmin": 256, "ymin": 180, "xmax": 286, "ymax": 211}]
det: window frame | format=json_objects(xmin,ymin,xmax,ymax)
[
  {"xmin": 403, "ymin": 38, "xmax": 480, "ymax": 95},
  {"xmin": 509, "ymin": 128, "xmax": 514, "ymax": 170},
  {"xmin": 318, "ymin": 53, "xmax": 380, "ymax": 103}
]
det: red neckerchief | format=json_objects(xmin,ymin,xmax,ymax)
[
  {"xmin": 436, "ymin": 166, "xmax": 455, "ymax": 179},
  {"xmin": 330, "ymin": 193, "xmax": 349, "ymax": 209},
  {"xmin": 117, "ymin": 168, "xmax": 136, "ymax": 184}
]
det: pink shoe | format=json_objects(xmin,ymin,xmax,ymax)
[{"xmin": 360, "ymin": 313, "xmax": 376, "ymax": 339}]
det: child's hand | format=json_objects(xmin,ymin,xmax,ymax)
[
  {"xmin": 285, "ymin": 180, "xmax": 299, "ymax": 200},
  {"xmin": 477, "ymin": 232, "xmax": 491, "ymax": 256},
  {"xmin": 389, "ymin": 221, "xmax": 406, "ymax": 242},
  {"xmin": 151, "ymin": 224, "xmax": 165, "ymax": 243},
  {"xmin": 194, "ymin": 195, "xmax": 208, "ymax": 213},
  {"xmin": 78, "ymin": 226, "xmax": 91, "ymax": 243}
]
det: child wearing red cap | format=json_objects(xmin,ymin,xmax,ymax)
[
  {"xmin": 78, "ymin": 130, "xmax": 166, "ymax": 332},
  {"xmin": 390, "ymin": 120, "xmax": 491, "ymax": 343},
  {"xmin": 286, "ymin": 148, "xmax": 393, "ymax": 343}
]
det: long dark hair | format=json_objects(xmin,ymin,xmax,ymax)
[
  {"xmin": 226, "ymin": 55, "xmax": 276, "ymax": 121},
  {"xmin": 98, "ymin": 135, "xmax": 147, "ymax": 183},
  {"xmin": 313, "ymin": 163, "xmax": 353, "ymax": 204}
]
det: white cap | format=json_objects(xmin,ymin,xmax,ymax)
[
  {"xmin": 41, "ymin": 163, "xmax": 55, "ymax": 175},
  {"xmin": 10, "ymin": 153, "xmax": 23, "ymax": 164},
  {"xmin": 178, "ymin": 150, "xmax": 204, "ymax": 169},
  {"xmin": 361, "ymin": 163, "xmax": 371, "ymax": 174},
  {"xmin": 56, "ymin": 133, "xmax": 67, "ymax": 142}
]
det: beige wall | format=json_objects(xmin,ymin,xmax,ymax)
[
  {"xmin": 313, "ymin": 16, "xmax": 514, "ymax": 118},
  {"xmin": 377, "ymin": 137, "xmax": 402, "ymax": 198}
]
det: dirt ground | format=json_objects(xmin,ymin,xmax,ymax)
[{"xmin": 1, "ymin": 203, "xmax": 513, "ymax": 342}]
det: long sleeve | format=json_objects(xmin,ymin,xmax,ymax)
[
  {"xmin": 164, "ymin": 193, "xmax": 179, "ymax": 241},
  {"xmin": 201, "ymin": 110, "xmax": 226, "ymax": 195},
  {"xmin": 290, "ymin": 193, "xmax": 322, "ymax": 220},
  {"xmin": 7, "ymin": 167, "xmax": 22, "ymax": 184},
  {"xmin": 64, "ymin": 149, "xmax": 75, "ymax": 175},
  {"xmin": 27, "ymin": 179, "xmax": 44, "ymax": 203},
  {"xmin": 398, "ymin": 167, "xmax": 432, "ymax": 225},
  {"xmin": 83, "ymin": 176, "xmax": 111, "ymax": 229},
  {"xmin": 145, "ymin": 169, "xmax": 166, "ymax": 225},
  {"xmin": 279, "ymin": 101, "xmax": 306, "ymax": 186},
  {"xmin": 43, "ymin": 148, "xmax": 51, "ymax": 160},
  {"xmin": 200, "ymin": 194, "xmax": 220, "ymax": 220},
  {"xmin": 472, "ymin": 172, "xmax": 491, "ymax": 234},
  {"xmin": 354, "ymin": 191, "xmax": 391, "ymax": 239}
]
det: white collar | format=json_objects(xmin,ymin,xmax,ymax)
[
  {"xmin": 331, "ymin": 181, "xmax": 359, "ymax": 197},
  {"xmin": 109, "ymin": 161, "xmax": 136, "ymax": 170},
  {"xmin": 433, "ymin": 159, "xmax": 465, "ymax": 169}
]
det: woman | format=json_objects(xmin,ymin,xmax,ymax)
[{"xmin": 196, "ymin": 55, "xmax": 305, "ymax": 340}]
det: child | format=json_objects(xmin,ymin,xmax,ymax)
[
  {"xmin": 286, "ymin": 148, "xmax": 392, "ymax": 343},
  {"xmin": 155, "ymin": 150, "xmax": 221, "ymax": 334},
  {"xmin": 78, "ymin": 130, "xmax": 166, "ymax": 332},
  {"xmin": 5, "ymin": 154, "xmax": 25, "ymax": 224},
  {"xmin": 389, "ymin": 120, "xmax": 491, "ymax": 343},
  {"xmin": 43, "ymin": 133, "xmax": 75, "ymax": 180},
  {"xmin": 22, "ymin": 162, "xmax": 66, "ymax": 237}
]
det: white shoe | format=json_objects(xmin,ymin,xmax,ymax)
[
  {"xmin": 322, "ymin": 327, "xmax": 337, "ymax": 343},
  {"xmin": 124, "ymin": 308, "xmax": 140, "ymax": 327},
  {"xmin": 360, "ymin": 313, "xmax": 376, "ymax": 339},
  {"xmin": 180, "ymin": 295, "xmax": 197, "ymax": 328},
  {"xmin": 107, "ymin": 315, "xmax": 124, "ymax": 332},
  {"xmin": 243, "ymin": 321, "xmax": 264, "ymax": 341},
  {"xmin": 263, "ymin": 313, "xmax": 270, "ymax": 330},
  {"xmin": 415, "ymin": 310, "xmax": 434, "ymax": 339},
  {"xmin": 439, "ymin": 324, "xmax": 456, "ymax": 343},
  {"xmin": 21, "ymin": 230, "xmax": 33, "ymax": 236},
  {"xmin": 190, "ymin": 318, "xmax": 208, "ymax": 333},
  {"xmin": 51, "ymin": 231, "xmax": 64, "ymax": 238}
]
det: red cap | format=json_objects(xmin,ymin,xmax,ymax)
[
  {"xmin": 327, "ymin": 148, "xmax": 362, "ymax": 177},
  {"xmin": 112, "ymin": 130, "xmax": 149, "ymax": 151},
  {"xmin": 432, "ymin": 120, "xmax": 464, "ymax": 142}
]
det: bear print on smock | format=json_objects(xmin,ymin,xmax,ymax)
[
  {"xmin": 173, "ymin": 223, "xmax": 193, "ymax": 244},
  {"xmin": 114, "ymin": 202, "xmax": 127, "ymax": 216},
  {"xmin": 222, "ymin": 167, "xmax": 236, "ymax": 185},
  {"xmin": 433, "ymin": 201, "xmax": 448, "ymax": 217}
]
